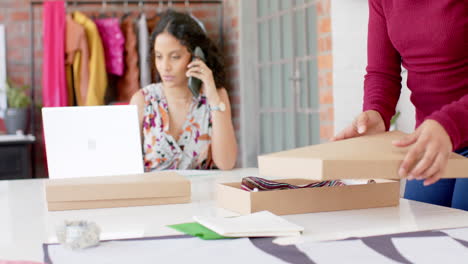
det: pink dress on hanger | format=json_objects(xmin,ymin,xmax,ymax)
[
  {"xmin": 94, "ymin": 18, "xmax": 125, "ymax": 76},
  {"xmin": 42, "ymin": 0, "xmax": 67, "ymax": 107}
]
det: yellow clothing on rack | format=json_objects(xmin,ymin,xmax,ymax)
[
  {"xmin": 65, "ymin": 14, "xmax": 89, "ymax": 106},
  {"xmin": 65, "ymin": 66, "xmax": 74, "ymax": 105},
  {"xmin": 73, "ymin": 11, "xmax": 107, "ymax": 106}
]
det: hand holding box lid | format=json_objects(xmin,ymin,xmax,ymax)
[{"xmin": 258, "ymin": 131, "xmax": 468, "ymax": 181}]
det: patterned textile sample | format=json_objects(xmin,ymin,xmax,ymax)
[{"xmin": 241, "ymin": 176, "xmax": 345, "ymax": 192}]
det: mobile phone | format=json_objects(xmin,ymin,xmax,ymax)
[{"xmin": 188, "ymin": 46, "xmax": 206, "ymax": 98}]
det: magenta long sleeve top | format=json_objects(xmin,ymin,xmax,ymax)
[{"xmin": 363, "ymin": 0, "xmax": 467, "ymax": 150}]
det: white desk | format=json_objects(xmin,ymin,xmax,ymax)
[{"xmin": 1, "ymin": 168, "xmax": 468, "ymax": 261}]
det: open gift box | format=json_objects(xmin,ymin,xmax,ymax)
[{"xmin": 217, "ymin": 131, "xmax": 468, "ymax": 215}]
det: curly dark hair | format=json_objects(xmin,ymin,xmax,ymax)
[{"xmin": 149, "ymin": 9, "xmax": 226, "ymax": 90}]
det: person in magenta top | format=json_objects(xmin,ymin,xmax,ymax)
[{"xmin": 333, "ymin": 0, "xmax": 468, "ymax": 210}]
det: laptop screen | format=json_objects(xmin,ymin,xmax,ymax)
[{"xmin": 42, "ymin": 105, "xmax": 144, "ymax": 179}]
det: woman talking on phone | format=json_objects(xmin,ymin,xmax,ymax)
[{"xmin": 130, "ymin": 10, "xmax": 237, "ymax": 171}]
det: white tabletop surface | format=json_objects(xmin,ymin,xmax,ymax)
[{"xmin": 1, "ymin": 168, "xmax": 468, "ymax": 262}]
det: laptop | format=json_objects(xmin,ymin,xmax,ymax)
[{"xmin": 42, "ymin": 105, "xmax": 144, "ymax": 179}]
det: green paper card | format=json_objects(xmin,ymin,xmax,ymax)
[{"xmin": 168, "ymin": 222, "xmax": 231, "ymax": 240}]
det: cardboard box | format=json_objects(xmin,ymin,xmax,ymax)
[
  {"xmin": 217, "ymin": 179, "xmax": 399, "ymax": 215},
  {"xmin": 218, "ymin": 131, "xmax": 468, "ymax": 215},
  {"xmin": 45, "ymin": 171, "xmax": 190, "ymax": 211},
  {"xmin": 258, "ymin": 131, "xmax": 468, "ymax": 180}
]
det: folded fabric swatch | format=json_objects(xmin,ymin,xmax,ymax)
[
  {"xmin": 167, "ymin": 222, "xmax": 230, "ymax": 240},
  {"xmin": 241, "ymin": 176, "xmax": 345, "ymax": 192}
]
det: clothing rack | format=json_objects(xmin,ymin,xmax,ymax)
[{"xmin": 28, "ymin": 0, "xmax": 224, "ymax": 177}]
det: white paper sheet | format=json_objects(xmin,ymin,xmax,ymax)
[
  {"xmin": 392, "ymin": 236, "xmax": 468, "ymax": 264},
  {"xmin": 194, "ymin": 211, "xmax": 303, "ymax": 237},
  {"xmin": 47, "ymin": 237, "xmax": 286, "ymax": 264},
  {"xmin": 0, "ymin": 24, "xmax": 6, "ymax": 118},
  {"xmin": 296, "ymin": 239, "xmax": 399, "ymax": 264}
]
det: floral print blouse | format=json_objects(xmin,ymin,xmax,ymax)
[{"xmin": 142, "ymin": 83, "xmax": 214, "ymax": 171}]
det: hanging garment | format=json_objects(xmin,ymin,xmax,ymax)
[
  {"xmin": 146, "ymin": 15, "xmax": 161, "ymax": 36},
  {"xmin": 94, "ymin": 18, "xmax": 125, "ymax": 76},
  {"xmin": 73, "ymin": 11, "xmax": 107, "ymax": 106},
  {"xmin": 42, "ymin": 1, "xmax": 67, "ymax": 107},
  {"xmin": 146, "ymin": 15, "xmax": 161, "ymax": 83},
  {"xmin": 137, "ymin": 13, "xmax": 151, "ymax": 88},
  {"xmin": 0, "ymin": 25, "xmax": 6, "ymax": 117},
  {"xmin": 142, "ymin": 83, "xmax": 215, "ymax": 171},
  {"xmin": 116, "ymin": 15, "xmax": 140, "ymax": 103},
  {"xmin": 65, "ymin": 14, "xmax": 89, "ymax": 106}
]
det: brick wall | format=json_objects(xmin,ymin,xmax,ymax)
[
  {"xmin": 317, "ymin": 0, "xmax": 334, "ymax": 141},
  {"xmin": 0, "ymin": 0, "xmax": 44, "ymax": 176},
  {"xmin": 0, "ymin": 0, "xmax": 227, "ymax": 177},
  {"xmin": 0, "ymin": 0, "xmax": 33, "ymax": 92},
  {"xmin": 221, "ymin": 0, "xmax": 240, "ymax": 166}
]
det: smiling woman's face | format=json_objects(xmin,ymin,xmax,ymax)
[{"xmin": 154, "ymin": 32, "xmax": 192, "ymax": 88}]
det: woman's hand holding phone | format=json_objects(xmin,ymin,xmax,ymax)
[{"xmin": 186, "ymin": 53, "xmax": 219, "ymax": 104}]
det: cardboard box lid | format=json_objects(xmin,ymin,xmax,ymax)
[
  {"xmin": 258, "ymin": 131, "xmax": 468, "ymax": 180},
  {"xmin": 45, "ymin": 171, "xmax": 190, "ymax": 202}
]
